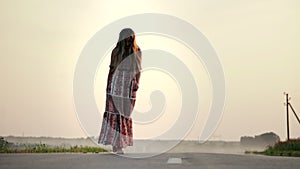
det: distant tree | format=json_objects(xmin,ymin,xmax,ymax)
[
  {"xmin": 255, "ymin": 132, "xmax": 280, "ymax": 145},
  {"xmin": 241, "ymin": 132, "xmax": 280, "ymax": 146}
]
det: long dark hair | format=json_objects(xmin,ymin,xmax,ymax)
[{"xmin": 110, "ymin": 28, "xmax": 141, "ymax": 74}]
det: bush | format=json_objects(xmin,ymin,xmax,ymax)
[
  {"xmin": 0, "ymin": 137, "xmax": 9, "ymax": 150},
  {"xmin": 263, "ymin": 139, "xmax": 300, "ymax": 157}
]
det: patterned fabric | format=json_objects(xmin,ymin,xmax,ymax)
[{"xmin": 98, "ymin": 53, "xmax": 141, "ymax": 148}]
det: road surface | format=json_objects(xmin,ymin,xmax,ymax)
[{"xmin": 0, "ymin": 152, "xmax": 299, "ymax": 169}]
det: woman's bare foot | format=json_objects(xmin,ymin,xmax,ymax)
[
  {"xmin": 116, "ymin": 147, "xmax": 124, "ymax": 154},
  {"xmin": 112, "ymin": 146, "xmax": 117, "ymax": 153}
]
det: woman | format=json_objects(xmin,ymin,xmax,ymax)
[{"xmin": 98, "ymin": 28, "xmax": 142, "ymax": 154}]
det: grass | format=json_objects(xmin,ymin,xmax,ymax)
[
  {"xmin": 0, "ymin": 141, "xmax": 108, "ymax": 153},
  {"xmin": 0, "ymin": 136, "xmax": 108, "ymax": 153},
  {"xmin": 246, "ymin": 139, "xmax": 300, "ymax": 157}
]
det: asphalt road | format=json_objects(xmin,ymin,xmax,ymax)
[{"xmin": 0, "ymin": 152, "xmax": 299, "ymax": 169}]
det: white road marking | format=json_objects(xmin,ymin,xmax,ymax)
[{"xmin": 167, "ymin": 157, "xmax": 182, "ymax": 164}]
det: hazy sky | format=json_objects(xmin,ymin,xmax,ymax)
[{"xmin": 1, "ymin": 0, "xmax": 300, "ymax": 141}]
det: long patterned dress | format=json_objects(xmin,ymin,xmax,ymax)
[{"xmin": 98, "ymin": 49, "xmax": 141, "ymax": 148}]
